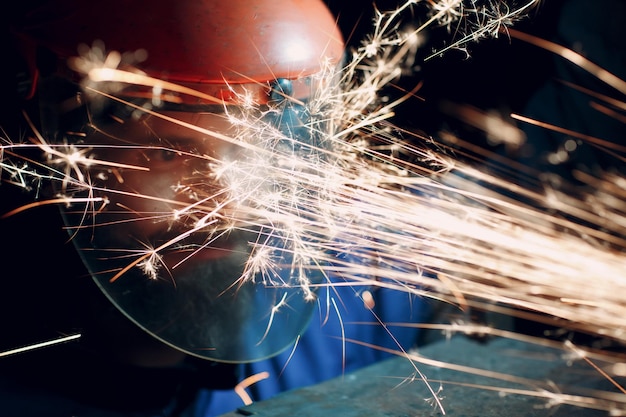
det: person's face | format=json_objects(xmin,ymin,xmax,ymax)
[
  {"xmin": 60, "ymin": 108, "xmax": 319, "ymax": 363},
  {"xmin": 93, "ymin": 111, "xmax": 238, "ymax": 244}
]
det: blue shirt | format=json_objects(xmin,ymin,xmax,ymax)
[{"xmin": 198, "ymin": 281, "xmax": 431, "ymax": 416}]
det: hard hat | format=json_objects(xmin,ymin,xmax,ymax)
[
  {"xmin": 16, "ymin": 0, "xmax": 344, "ymax": 101},
  {"xmin": 14, "ymin": 0, "xmax": 344, "ymax": 363}
]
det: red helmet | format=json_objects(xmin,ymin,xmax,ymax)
[
  {"xmin": 13, "ymin": 0, "xmax": 344, "ymax": 363},
  {"xmin": 16, "ymin": 0, "xmax": 343, "ymax": 104}
]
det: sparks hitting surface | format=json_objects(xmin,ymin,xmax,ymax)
[{"xmin": 2, "ymin": 0, "xmax": 625, "ymax": 414}]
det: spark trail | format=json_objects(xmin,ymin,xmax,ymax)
[{"xmin": 2, "ymin": 0, "xmax": 625, "ymax": 414}]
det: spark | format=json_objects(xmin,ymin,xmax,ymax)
[
  {"xmin": 507, "ymin": 28, "xmax": 626, "ymax": 95},
  {"xmin": 234, "ymin": 371, "xmax": 271, "ymax": 406},
  {"xmin": 0, "ymin": 334, "xmax": 81, "ymax": 358},
  {"xmin": 278, "ymin": 335, "xmax": 301, "ymax": 378},
  {"xmin": 331, "ymin": 296, "xmax": 347, "ymax": 375},
  {"xmin": 257, "ymin": 292, "xmax": 290, "ymax": 346},
  {"xmin": 564, "ymin": 340, "xmax": 626, "ymax": 396}
]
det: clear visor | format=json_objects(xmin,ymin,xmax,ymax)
[{"xmin": 37, "ymin": 60, "xmax": 337, "ymax": 362}]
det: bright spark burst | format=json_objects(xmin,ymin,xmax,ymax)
[{"xmin": 2, "ymin": 0, "xmax": 625, "ymax": 414}]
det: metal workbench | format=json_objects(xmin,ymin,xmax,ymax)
[{"xmin": 221, "ymin": 335, "xmax": 622, "ymax": 417}]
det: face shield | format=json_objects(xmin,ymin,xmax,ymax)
[{"xmin": 23, "ymin": 0, "xmax": 344, "ymax": 363}]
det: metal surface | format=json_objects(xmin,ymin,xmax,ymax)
[{"xmin": 221, "ymin": 336, "xmax": 619, "ymax": 416}]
